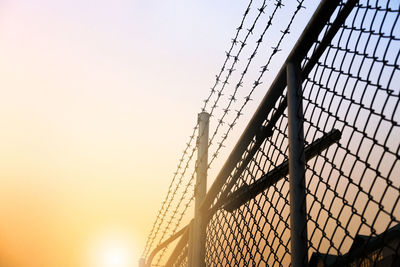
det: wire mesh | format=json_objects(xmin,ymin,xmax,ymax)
[
  {"xmin": 303, "ymin": 0, "xmax": 400, "ymax": 265},
  {"xmin": 143, "ymin": 0, "xmax": 313, "ymax": 265},
  {"xmin": 206, "ymin": 93, "xmax": 292, "ymax": 266},
  {"xmin": 143, "ymin": 0, "xmax": 400, "ymax": 266},
  {"xmin": 170, "ymin": 243, "xmax": 188, "ymax": 267},
  {"xmin": 205, "ymin": 0, "xmax": 400, "ymax": 266}
]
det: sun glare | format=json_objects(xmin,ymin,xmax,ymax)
[
  {"xmin": 86, "ymin": 229, "xmax": 138, "ymax": 267},
  {"xmin": 100, "ymin": 243, "xmax": 130, "ymax": 267}
]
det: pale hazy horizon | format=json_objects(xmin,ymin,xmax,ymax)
[{"xmin": 0, "ymin": 1, "xmax": 249, "ymax": 266}]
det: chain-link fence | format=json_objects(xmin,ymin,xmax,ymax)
[
  {"xmin": 303, "ymin": 0, "xmax": 400, "ymax": 265},
  {"xmin": 142, "ymin": 0, "xmax": 400, "ymax": 266}
]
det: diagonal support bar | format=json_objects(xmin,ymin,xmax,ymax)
[
  {"xmin": 222, "ymin": 128, "xmax": 341, "ymax": 213},
  {"xmin": 146, "ymin": 224, "xmax": 189, "ymax": 267},
  {"xmin": 165, "ymin": 226, "xmax": 190, "ymax": 267}
]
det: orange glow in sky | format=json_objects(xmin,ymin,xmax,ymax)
[
  {"xmin": 85, "ymin": 228, "xmax": 139, "ymax": 267},
  {"xmin": 0, "ymin": 0, "xmax": 249, "ymax": 266}
]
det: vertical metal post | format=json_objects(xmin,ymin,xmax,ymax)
[
  {"xmin": 188, "ymin": 219, "xmax": 194, "ymax": 265},
  {"xmin": 287, "ymin": 62, "xmax": 308, "ymax": 267},
  {"xmin": 139, "ymin": 258, "xmax": 146, "ymax": 267},
  {"xmin": 189, "ymin": 112, "xmax": 209, "ymax": 267}
]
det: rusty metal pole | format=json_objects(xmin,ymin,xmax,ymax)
[
  {"xmin": 287, "ymin": 61, "xmax": 308, "ymax": 267},
  {"xmin": 189, "ymin": 112, "xmax": 209, "ymax": 267}
]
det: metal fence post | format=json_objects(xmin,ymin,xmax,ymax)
[
  {"xmin": 139, "ymin": 258, "xmax": 147, "ymax": 267},
  {"xmin": 287, "ymin": 62, "xmax": 308, "ymax": 267},
  {"xmin": 189, "ymin": 112, "xmax": 210, "ymax": 267}
]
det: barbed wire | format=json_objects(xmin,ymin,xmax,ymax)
[
  {"xmin": 201, "ymin": 0, "xmax": 256, "ymax": 113},
  {"xmin": 147, "ymin": 0, "xmax": 400, "ymax": 264},
  {"xmin": 202, "ymin": 0, "xmax": 307, "ymax": 214},
  {"xmin": 141, "ymin": 0, "xmax": 256, "ymax": 259},
  {"xmin": 207, "ymin": 0, "xmax": 306, "ymax": 168},
  {"xmin": 143, "ymin": 0, "xmax": 312, "ymax": 264},
  {"xmin": 206, "ymin": 0, "xmax": 400, "ymax": 266},
  {"xmin": 142, "ymin": 126, "xmax": 197, "ymax": 258},
  {"xmin": 150, "ymin": 0, "xmax": 309, "ymax": 265},
  {"xmin": 154, "ymin": 1, "xmax": 281, "ymax": 261}
]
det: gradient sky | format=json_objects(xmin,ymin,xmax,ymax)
[{"xmin": 0, "ymin": 1, "xmax": 248, "ymax": 266}]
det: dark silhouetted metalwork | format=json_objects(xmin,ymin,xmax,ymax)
[{"xmin": 142, "ymin": 0, "xmax": 400, "ymax": 266}]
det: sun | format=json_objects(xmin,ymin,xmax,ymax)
[
  {"xmin": 99, "ymin": 242, "xmax": 131, "ymax": 267},
  {"xmin": 86, "ymin": 229, "xmax": 139, "ymax": 267}
]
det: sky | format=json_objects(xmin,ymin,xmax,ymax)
[
  {"xmin": 0, "ymin": 1, "xmax": 249, "ymax": 266},
  {"xmin": 0, "ymin": 0, "xmax": 331, "ymax": 266}
]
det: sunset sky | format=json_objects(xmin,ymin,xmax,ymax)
[{"xmin": 0, "ymin": 1, "xmax": 247, "ymax": 266}]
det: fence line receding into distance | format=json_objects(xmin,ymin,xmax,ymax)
[{"xmin": 141, "ymin": 0, "xmax": 400, "ymax": 266}]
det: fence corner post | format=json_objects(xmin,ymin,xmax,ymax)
[
  {"xmin": 287, "ymin": 61, "xmax": 309, "ymax": 267},
  {"xmin": 189, "ymin": 112, "xmax": 210, "ymax": 267}
]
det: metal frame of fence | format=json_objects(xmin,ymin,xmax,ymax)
[{"xmin": 142, "ymin": 0, "xmax": 400, "ymax": 266}]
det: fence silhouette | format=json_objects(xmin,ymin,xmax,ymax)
[{"xmin": 141, "ymin": 0, "xmax": 400, "ymax": 266}]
